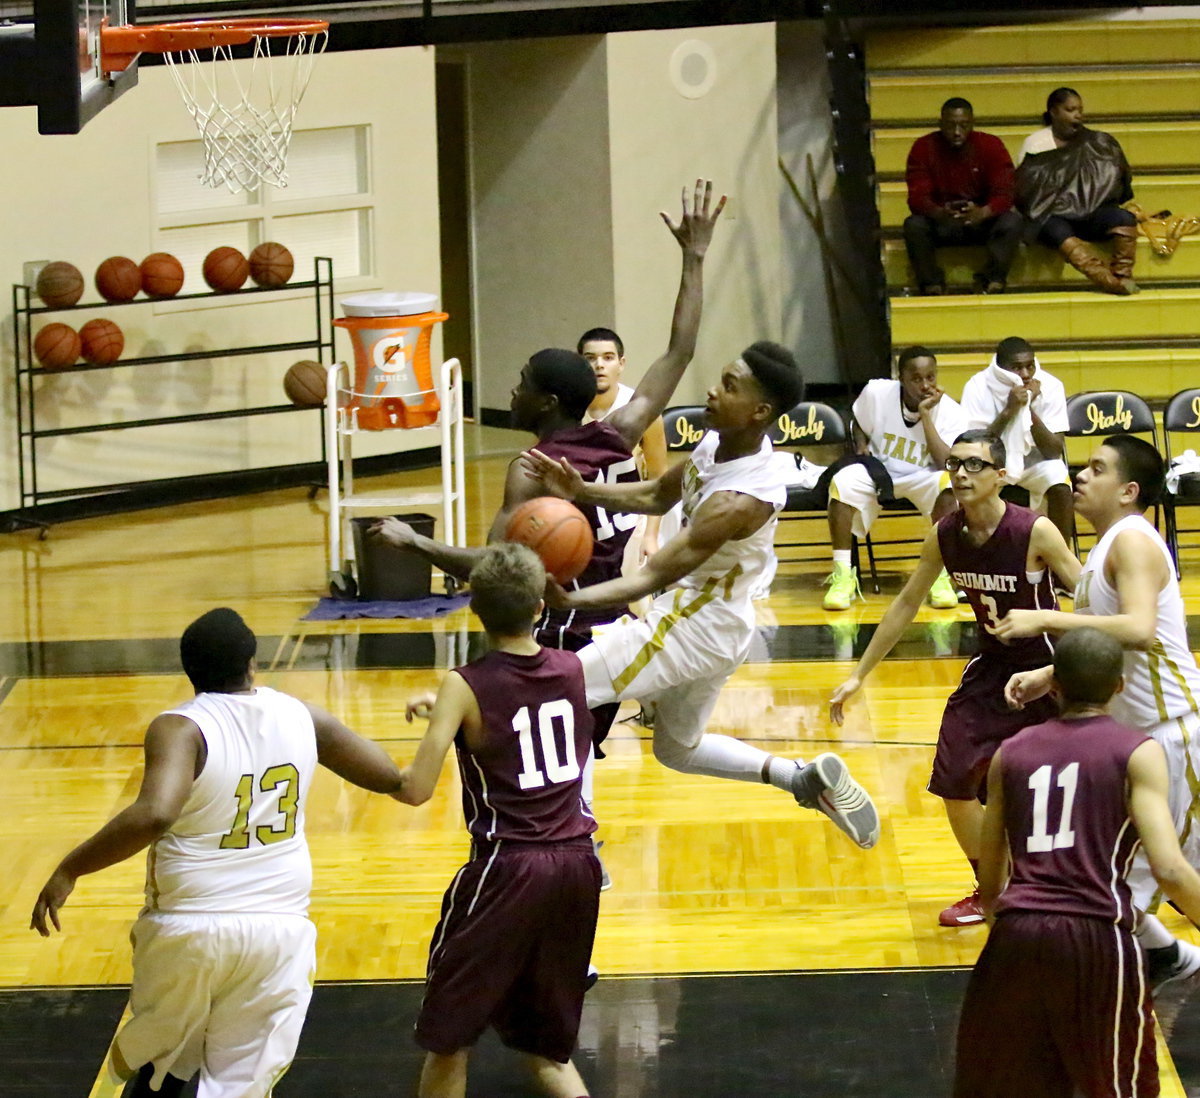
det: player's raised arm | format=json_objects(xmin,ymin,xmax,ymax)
[
  {"xmin": 830, "ymin": 527, "xmax": 946, "ymax": 724},
  {"xmin": 31, "ymin": 715, "xmax": 202, "ymax": 936},
  {"xmin": 393, "ymin": 672, "xmax": 477, "ymax": 806},
  {"xmin": 608, "ymin": 179, "xmax": 725, "ymax": 450}
]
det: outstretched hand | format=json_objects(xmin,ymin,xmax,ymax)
[
  {"xmin": 519, "ymin": 449, "xmax": 585, "ymax": 500},
  {"xmin": 661, "ymin": 179, "xmax": 727, "ymax": 259},
  {"xmin": 988, "ymin": 609, "xmax": 1045, "ymax": 642},
  {"xmin": 829, "ymin": 676, "xmax": 862, "ymax": 726},
  {"xmin": 405, "ymin": 694, "xmax": 437, "ymax": 722},
  {"xmin": 371, "ymin": 517, "xmax": 417, "ymax": 549},
  {"xmin": 30, "ymin": 867, "xmax": 75, "ymax": 937},
  {"xmin": 543, "ymin": 576, "xmax": 572, "ymax": 610}
]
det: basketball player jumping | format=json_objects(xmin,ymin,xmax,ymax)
[
  {"xmin": 829, "ymin": 430, "xmax": 1080, "ymax": 919},
  {"xmin": 30, "ymin": 608, "xmax": 407, "ymax": 1098},
  {"xmin": 997, "ymin": 435, "xmax": 1200, "ymax": 987},
  {"xmin": 397, "ymin": 543, "xmax": 601, "ymax": 1098},
  {"xmin": 522, "ymin": 341, "xmax": 880, "ymax": 849},
  {"xmin": 954, "ymin": 627, "xmax": 1200, "ymax": 1098}
]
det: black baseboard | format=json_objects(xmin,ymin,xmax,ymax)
[{"xmin": 1, "ymin": 448, "xmax": 440, "ymax": 531}]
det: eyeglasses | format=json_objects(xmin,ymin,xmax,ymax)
[{"xmin": 945, "ymin": 456, "xmax": 998, "ymax": 473}]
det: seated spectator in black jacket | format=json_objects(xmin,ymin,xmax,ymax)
[
  {"xmin": 1016, "ymin": 87, "xmax": 1138, "ymax": 296},
  {"xmin": 903, "ymin": 97, "xmax": 1024, "ymax": 296}
]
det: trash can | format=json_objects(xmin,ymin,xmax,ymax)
[{"xmin": 351, "ymin": 514, "xmax": 436, "ymax": 600}]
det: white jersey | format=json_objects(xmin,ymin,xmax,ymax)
[
  {"xmin": 852, "ymin": 379, "xmax": 967, "ymax": 478},
  {"xmin": 960, "ymin": 364, "xmax": 1069, "ymax": 469},
  {"xmin": 148, "ymin": 687, "xmax": 318, "ymax": 916},
  {"xmin": 676, "ymin": 431, "xmax": 787, "ymax": 606},
  {"xmin": 1076, "ymin": 514, "xmax": 1200, "ymax": 727},
  {"xmin": 582, "ymin": 382, "xmax": 634, "ymax": 424}
]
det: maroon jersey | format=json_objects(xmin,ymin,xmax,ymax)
[
  {"xmin": 994, "ymin": 716, "xmax": 1147, "ymax": 929},
  {"xmin": 533, "ymin": 420, "xmax": 640, "ymax": 645},
  {"xmin": 453, "ymin": 647, "xmax": 596, "ymax": 844},
  {"xmin": 938, "ymin": 502, "xmax": 1057, "ymax": 665}
]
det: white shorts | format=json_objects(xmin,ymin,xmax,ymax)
[
  {"xmin": 579, "ymin": 586, "xmax": 754, "ymax": 749},
  {"xmin": 1008, "ymin": 458, "xmax": 1070, "ymax": 510},
  {"xmin": 111, "ymin": 911, "xmax": 316, "ymax": 1098},
  {"xmin": 829, "ymin": 463, "xmax": 951, "ymax": 538},
  {"xmin": 1126, "ymin": 712, "xmax": 1200, "ymax": 911}
]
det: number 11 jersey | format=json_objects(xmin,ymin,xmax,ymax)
[
  {"xmin": 994, "ymin": 715, "xmax": 1147, "ymax": 929},
  {"xmin": 454, "ymin": 648, "xmax": 597, "ymax": 845}
]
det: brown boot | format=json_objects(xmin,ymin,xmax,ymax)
[
  {"xmin": 1059, "ymin": 236, "xmax": 1136, "ymax": 295},
  {"xmin": 1109, "ymin": 225, "xmax": 1140, "ymax": 290}
]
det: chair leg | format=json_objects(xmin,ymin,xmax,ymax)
[{"xmin": 859, "ymin": 534, "xmax": 881, "ymax": 594}]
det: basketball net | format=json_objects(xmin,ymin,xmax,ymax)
[{"xmin": 162, "ymin": 28, "xmax": 328, "ymax": 193}]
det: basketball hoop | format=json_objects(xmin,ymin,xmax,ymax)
[{"xmin": 101, "ymin": 18, "xmax": 329, "ymax": 193}]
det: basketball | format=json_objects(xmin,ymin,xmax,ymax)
[
  {"xmin": 284, "ymin": 360, "xmax": 327, "ymax": 406},
  {"xmin": 79, "ymin": 318, "xmax": 125, "ymax": 365},
  {"xmin": 140, "ymin": 252, "xmax": 185, "ymax": 298},
  {"xmin": 203, "ymin": 246, "xmax": 249, "ymax": 292},
  {"xmin": 36, "ymin": 261, "xmax": 84, "ymax": 308},
  {"xmin": 249, "ymin": 242, "xmax": 294, "ymax": 287},
  {"xmin": 504, "ymin": 497, "xmax": 594, "ymax": 584},
  {"xmin": 33, "ymin": 323, "xmax": 82, "ymax": 368},
  {"xmin": 95, "ymin": 256, "xmax": 142, "ymax": 303}
]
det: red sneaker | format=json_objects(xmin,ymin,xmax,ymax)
[{"xmin": 939, "ymin": 889, "xmax": 985, "ymax": 927}]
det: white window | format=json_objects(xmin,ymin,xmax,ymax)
[{"xmin": 154, "ymin": 125, "xmax": 373, "ymax": 295}]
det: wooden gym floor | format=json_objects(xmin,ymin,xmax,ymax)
[{"xmin": 4, "ymin": 424, "xmax": 1200, "ymax": 1096}]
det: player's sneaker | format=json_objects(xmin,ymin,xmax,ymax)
[
  {"xmin": 594, "ymin": 838, "xmax": 612, "ymax": 892},
  {"xmin": 823, "ymin": 562, "xmax": 860, "ymax": 611},
  {"xmin": 928, "ymin": 569, "xmax": 959, "ymax": 609},
  {"xmin": 791, "ymin": 752, "xmax": 880, "ymax": 849},
  {"xmin": 1149, "ymin": 940, "xmax": 1200, "ymax": 992},
  {"xmin": 586, "ymin": 964, "xmax": 600, "ymax": 991},
  {"xmin": 938, "ymin": 889, "xmax": 986, "ymax": 927}
]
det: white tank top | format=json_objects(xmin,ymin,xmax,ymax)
[
  {"xmin": 1076, "ymin": 513, "xmax": 1200, "ymax": 727},
  {"xmin": 676, "ymin": 431, "xmax": 786, "ymax": 607},
  {"xmin": 852, "ymin": 378, "xmax": 967, "ymax": 476},
  {"xmin": 147, "ymin": 687, "xmax": 318, "ymax": 915},
  {"xmin": 582, "ymin": 382, "xmax": 634, "ymax": 424}
]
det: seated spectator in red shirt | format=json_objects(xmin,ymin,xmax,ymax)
[{"xmin": 903, "ymin": 97, "xmax": 1024, "ymax": 296}]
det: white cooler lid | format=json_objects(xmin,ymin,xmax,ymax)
[{"xmin": 340, "ymin": 291, "xmax": 440, "ymax": 318}]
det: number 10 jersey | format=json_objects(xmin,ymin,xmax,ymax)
[
  {"xmin": 454, "ymin": 648, "xmax": 596, "ymax": 845},
  {"xmin": 150, "ymin": 687, "xmax": 318, "ymax": 916}
]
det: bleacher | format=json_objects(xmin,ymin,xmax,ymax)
[{"xmin": 868, "ymin": 19, "xmax": 1200, "ymax": 411}]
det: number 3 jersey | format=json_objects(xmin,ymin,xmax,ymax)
[
  {"xmin": 937, "ymin": 501, "xmax": 1057, "ymax": 665},
  {"xmin": 454, "ymin": 648, "xmax": 596, "ymax": 845},
  {"xmin": 994, "ymin": 716, "xmax": 1147, "ymax": 930},
  {"xmin": 149, "ymin": 687, "xmax": 318, "ymax": 916},
  {"xmin": 533, "ymin": 420, "xmax": 641, "ymax": 646}
]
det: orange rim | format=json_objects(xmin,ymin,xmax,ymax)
[{"xmin": 101, "ymin": 17, "xmax": 329, "ymax": 73}]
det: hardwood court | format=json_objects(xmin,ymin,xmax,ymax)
[{"xmin": 2, "ymin": 425, "xmax": 1198, "ymax": 1094}]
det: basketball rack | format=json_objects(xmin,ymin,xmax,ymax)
[{"xmin": 324, "ymin": 357, "xmax": 467, "ymax": 597}]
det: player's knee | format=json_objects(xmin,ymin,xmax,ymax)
[{"xmin": 652, "ymin": 732, "xmax": 700, "ymax": 773}]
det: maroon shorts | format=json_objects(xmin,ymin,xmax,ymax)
[
  {"xmin": 954, "ymin": 912, "xmax": 1157, "ymax": 1098},
  {"xmin": 416, "ymin": 836, "xmax": 601, "ymax": 1062},
  {"xmin": 928, "ymin": 655, "xmax": 1057, "ymax": 800}
]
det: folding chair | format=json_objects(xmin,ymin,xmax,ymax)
[
  {"xmin": 1161, "ymin": 387, "xmax": 1200, "ymax": 574},
  {"xmin": 1064, "ymin": 390, "xmax": 1159, "ymax": 559}
]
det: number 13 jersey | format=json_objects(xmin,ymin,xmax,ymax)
[
  {"xmin": 150, "ymin": 687, "xmax": 318, "ymax": 916},
  {"xmin": 454, "ymin": 648, "xmax": 596, "ymax": 845}
]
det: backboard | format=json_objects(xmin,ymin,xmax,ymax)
[{"xmin": 0, "ymin": 0, "xmax": 138, "ymax": 134}]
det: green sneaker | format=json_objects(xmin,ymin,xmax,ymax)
[
  {"xmin": 928, "ymin": 568, "xmax": 958, "ymax": 609},
  {"xmin": 823, "ymin": 562, "xmax": 860, "ymax": 611}
]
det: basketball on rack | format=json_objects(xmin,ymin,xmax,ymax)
[
  {"xmin": 36, "ymin": 262, "xmax": 84, "ymax": 308},
  {"xmin": 34, "ymin": 323, "xmax": 82, "ymax": 368},
  {"xmin": 140, "ymin": 253, "xmax": 185, "ymax": 298},
  {"xmin": 95, "ymin": 257, "xmax": 142, "ymax": 303},
  {"xmin": 249, "ymin": 242, "xmax": 294, "ymax": 287},
  {"xmin": 284, "ymin": 360, "xmax": 327, "ymax": 406},
  {"xmin": 203, "ymin": 246, "xmax": 249, "ymax": 292},
  {"xmin": 79, "ymin": 319, "xmax": 125, "ymax": 365},
  {"xmin": 504, "ymin": 497, "xmax": 594, "ymax": 584}
]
